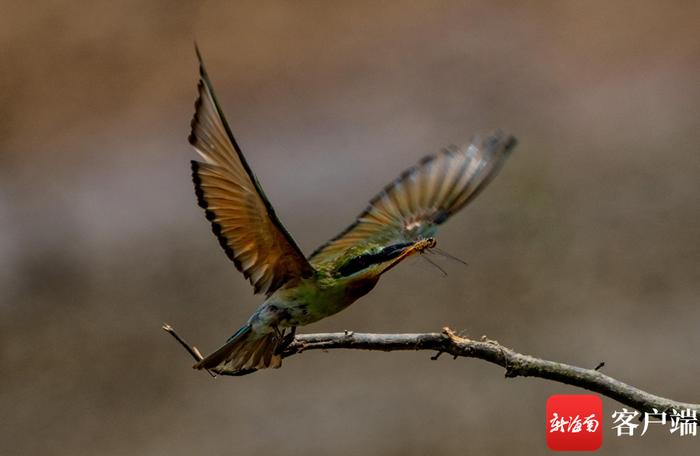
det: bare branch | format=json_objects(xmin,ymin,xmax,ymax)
[{"xmin": 163, "ymin": 324, "xmax": 699, "ymax": 414}]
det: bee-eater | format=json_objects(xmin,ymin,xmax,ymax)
[{"xmin": 187, "ymin": 49, "xmax": 516, "ymax": 374}]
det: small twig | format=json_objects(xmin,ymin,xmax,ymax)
[
  {"xmin": 162, "ymin": 324, "xmax": 215, "ymax": 377},
  {"xmin": 430, "ymin": 351, "xmax": 444, "ymax": 360},
  {"xmin": 162, "ymin": 324, "xmax": 203, "ymax": 362}
]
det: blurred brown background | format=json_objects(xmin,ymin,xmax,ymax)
[{"xmin": 1, "ymin": 1, "xmax": 699, "ymax": 455}]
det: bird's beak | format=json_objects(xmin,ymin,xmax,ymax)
[{"xmin": 379, "ymin": 238, "xmax": 436, "ymax": 275}]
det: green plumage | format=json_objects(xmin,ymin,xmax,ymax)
[{"xmin": 187, "ymin": 48, "xmax": 517, "ymax": 373}]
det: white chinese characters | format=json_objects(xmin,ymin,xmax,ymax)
[
  {"xmin": 611, "ymin": 408, "xmax": 697, "ymax": 437},
  {"xmin": 549, "ymin": 413, "xmax": 600, "ymax": 433}
]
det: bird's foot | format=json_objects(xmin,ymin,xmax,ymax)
[{"xmin": 274, "ymin": 326, "xmax": 297, "ymax": 355}]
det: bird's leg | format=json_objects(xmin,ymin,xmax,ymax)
[
  {"xmin": 282, "ymin": 326, "xmax": 297, "ymax": 346},
  {"xmin": 273, "ymin": 325, "xmax": 284, "ymax": 341},
  {"xmin": 275, "ymin": 326, "xmax": 297, "ymax": 355}
]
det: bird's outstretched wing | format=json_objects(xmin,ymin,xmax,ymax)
[
  {"xmin": 189, "ymin": 48, "xmax": 314, "ymax": 295},
  {"xmin": 309, "ymin": 132, "xmax": 516, "ymax": 267}
]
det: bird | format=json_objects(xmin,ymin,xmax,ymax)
[{"xmin": 187, "ymin": 48, "xmax": 517, "ymax": 375}]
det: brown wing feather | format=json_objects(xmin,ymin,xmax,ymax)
[
  {"xmin": 309, "ymin": 132, "xmax": 516, "ymax": 267},
  {"xmin": 189, "ymin": 48, "xmax": 313, "ymax": 295}
]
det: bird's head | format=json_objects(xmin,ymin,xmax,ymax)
[{"xmin": 333, "ymin": 237, "xmax": 437, "ymax": 280}]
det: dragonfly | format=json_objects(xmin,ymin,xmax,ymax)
[{"xmin": 186, "ymin": 48, "xmax": 516, "ymax": 375}]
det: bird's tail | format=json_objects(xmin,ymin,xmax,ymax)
[{"xmin": 193, "ymin": 325, "xmax": 283, "ymax": 374}]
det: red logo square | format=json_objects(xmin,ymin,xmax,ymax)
[{"xmin": 546, "ymin": 394, "xmax": 603, "ymax": 451}]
